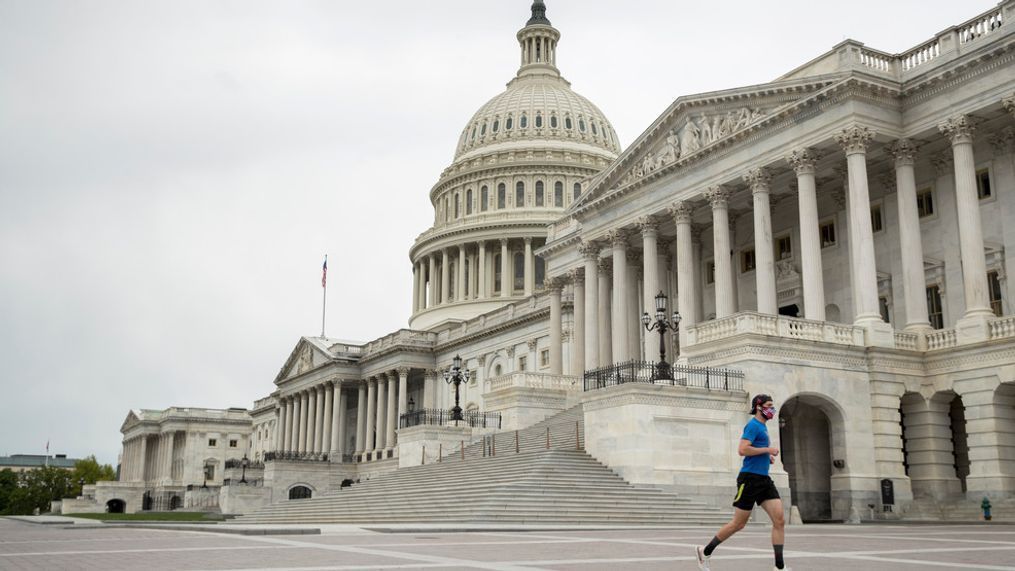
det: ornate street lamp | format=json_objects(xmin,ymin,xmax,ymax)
[
  {"xmin": 642, "ymin": 291, "xmax": 681, "ymax": 381},
  {"xmin": 240, "ymin": 454, "xmax": 249, "ymax": 484},
  {"xmin": 443, "ymin": 354, "xmax": 470, "ymax": 424},
  {"xmin": 202, "ymin": 461, "xmax": 211, "ymax": 489}
]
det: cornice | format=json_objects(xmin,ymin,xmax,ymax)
[{"xmin": 900, "ymin": 37, "xmax": 1015, "ymax": 106}]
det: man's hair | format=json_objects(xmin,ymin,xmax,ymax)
[{"xmin": 751, "ymin": 394, "xmax": 773, "ymax": 415}]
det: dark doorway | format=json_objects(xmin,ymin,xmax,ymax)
[
  {"xmin": 780, "ymin": 396, "xmax": 834, "ymax": 522},
  {"xmin": 141, "ymin": 491, "xmax": 153, "ymax": 511},
  {"xmin": 169, "ymin": 495, "xmax": 181, "ymax": 510},
  {"xmin": 288, "ymin": 485, "xmax": 312, "ymax": 500},
  {"xmin": 779, "ymin": 304, "xmax": 800, "ymax": 317},
  {"xmin": 106, "ymin": 499, "xmax": 126, "ymax": 513}
]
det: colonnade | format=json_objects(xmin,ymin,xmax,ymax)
[
  {"xmin": 119, "ymin": 431, "xmax": 179, "ymax": 483},
  {"xmin": 412, "ymin": 237, "xmax": 544, "ymax": 313}
]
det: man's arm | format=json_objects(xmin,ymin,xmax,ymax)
[{"xmin": 738, "ymin": 439, "xmax": 778, "ymax": 457}]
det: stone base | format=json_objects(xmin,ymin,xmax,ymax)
[
  {"xmin": 956, "ymin": 312, "xmax": 994, "ymax": 343},
  {"xmin": 861, "ymin": 320, "xmax": 896, "ymax": 348},
  {"xmin": 397, "ymin": 424, "xmax": 473, "ymax": 468}
]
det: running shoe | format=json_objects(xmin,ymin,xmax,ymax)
[{"xmin": 695, "ymin": 546, "xmax": 711, "ymax": 570}]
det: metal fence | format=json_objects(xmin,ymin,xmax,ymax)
[
  {"xmin": 224, "ymin": 459, "xmax": 265, "ymax": 470},
  {"xmin": 399, "ymin": 408, "xmax": 503, "ymax": 429},
  {"xmin": 583, "ymin": 360, "xmax": 744, "ymax": 393},
  {"xmin": 263, "ymin": 451, "xmax": 330, "ymax": 462}
]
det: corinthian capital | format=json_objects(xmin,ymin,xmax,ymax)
[
  {"xmin": 577, "ymin": 240, "xmax": 600, "ymax": 260},
  {"xmin": 704, "ymin": 185, "xmax": 732, "ymax": 209},
  {"xmin": 546, "ymin": 276, "xmax": 565, "ymax": 293},
  {"xmin": 938, "ymin": 114, "xmax": 975, "ymax": 145},
  {"xmin": 605, "ymin": 229, "xmax": 629, "ymax": 248},
  {"xmin": 835, "ymin": 125, "xmax": 875, "ymax": 155},
  {"xmin": 743, "ymin": 168, "xmax": 772, "ymax": 194},
  {"xmin": 787, "ymin": 147, "xmax": 820, "ymax": 175},
  {"xmin": 637, "ymin": 216, "xmax": 658, "ymax": 235},
  {"xmin": 886, "ymin": 138, "xmax": 918, "ymax": 166},
  {"xmin": 568, "ymin": 267, "xmax": 584, "ymax": 286},
  {"xmin": 668, "ymin": 200, "xmax": 693, "ymax": 223}
]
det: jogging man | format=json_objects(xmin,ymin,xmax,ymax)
[{"xmin": 696, "ymin": 394, "xmax": 787, "ymax": 570}]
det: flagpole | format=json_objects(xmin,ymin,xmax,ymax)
[{"xmin": 321, "ymin": 255, "xmax": 327, "ymax": 338}]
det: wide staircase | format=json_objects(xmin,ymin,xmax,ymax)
[{"xmin": 237, "ymin": 405, "xmax": 730, "ymax": 525}]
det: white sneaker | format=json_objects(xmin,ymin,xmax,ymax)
[
  {"xmin": 774, "ymin": 567, "xmax": 791, "ymax": 570},
  {"xmin": 695, "ymin": 546, "xmax": 711, "ymax": 570}
]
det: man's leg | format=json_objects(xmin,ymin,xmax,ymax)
[
  {"xmin": 702, "ymin": 507, "xmax": 751, "ymax": 556},
  {"xmin": 761, "ymin": 499, "xmax": 786, "ymax": 569}
]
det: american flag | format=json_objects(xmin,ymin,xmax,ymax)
[{"xmin": 321, "ymin": 256, "xmax": 328, "ymax": 288}]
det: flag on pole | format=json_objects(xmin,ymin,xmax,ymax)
[{"xmin": 322, "ymin": 256, "xmax": 328, "ymax": 288}]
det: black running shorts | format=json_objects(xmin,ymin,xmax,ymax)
[{"xmin": 732, "ymin": 471, "xmax": 780, "ymax": 510}]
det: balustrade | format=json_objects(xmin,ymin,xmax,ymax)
[
  {"xmin": 926, "ymin": 329, "xmax": 958, "ymax": 350},
  {"xmin": 989, "ymin": 316, "xmax": 1015, "ymax": 340}
]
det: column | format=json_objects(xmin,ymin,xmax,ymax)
[
  {"xmin": 336, "ymin": 386, "xmax": 348, "ymax": 459},
  {"xmin": 355, "ymin": 383, "xmax": 367, "ymax": 455},
  {"xmin": 788, "ymin": 148, "xmax": 827, "ymax": 321},
  {"xmin": 419, "ymin": 262, "xmax": 427, "ymax": 311},
  {"xmin": 598, "ymin": 258, "xmax": 613, "ymax": 365},
  {"xmin": 549, "ymin": 278, "xmax": 563, "ymax": 374},
  {"xmin": 626, "ymin": 252, "xmax": 641, "ymax": 360},
  {"xmin": 397, "ymin": 367, "xmax": 409, "ymax": 433},
  {"xmin": 639, "ymin": 217, "xmax": 659, "ymax": 358},
  {"xmin": 580, "ymin": 242, "xmax": 600, "ymax": 369},
  {"xmin": 835, "ymin": 125, "xmax": 884, "ymax": 326},
  {"xmin": 670, "ymin": 202, "xmax": 697, "ymax": 330},
  {"xmin": 887, "ymin": 139, "xmax": 933, "ymax": 331},
  {"xmin": 317, "ymin": 385, "xmax": 328, "ymax": 453},
  {"xmin": 365, "ymin": 378, "xmax": 377, "ymax": 453},
  {"xmin": 692, "ymin": 226, "xmax": 705, "ymax": 320},
  {"xmin": 428, "ymin": 255, "xmax": 437, "ymax": 308},
  {"xmin": 386, "ymin": 373, "xmax": 397, "ymax": 448},
  {"xmin": 524, "ymin": 237, "xmax": 534, "ymax": 296},
  {"xmin": 423, "ymin": 369, "xmax": 437, "ymax": 409},
  {"xmin": 322, "ymin": 382, "xmax": 334, "ymax": 456},
  {"xmin": 706, "ymin": 185, "xmax": 735, "ymax": 318},
  {"xmin": 457, "ymin": 245, "xmax": 466, "ymax": 302},
  {"xmin": 440, "ymin": 249, "xmax": 450, "ymax": 304},
  {"xmin": 571, "ymin": 269, "xmax": 585, "ymax": 375},
  {"xmin": 939, "ymin": 115, "xmax": 994, "ymax": 322},
  {"xmin": 478, "ymin": 241, "xmax": 487, "ymax": 299},
  {"xmin": 500, "ymin": 238, "xmax": 511, "ymax": 297},
  {"xmin": 746, "ymin": 168, "xmax": 777, "ymax": 315},
  {"xmin": 608, "ymin": 229, "xmax": 629, "ymax": 361},
  {"xmin": 378, "ymin": 375, "xmax": 390, "ymax": 451},
  {"xmin": 285, "ymin": 397, "xmax": 295, "ymax": 451},
  {"xmin": 138, "ymin": 437, "xmax": 147, "ymax": 482},
  {"xmin": 161, "ymin": 433, "xmax": 173, "ymax": 482},
  {"xmin": 468, "ymin": 251, "xmax": 477, "ymax": 300},
  {"xmin": 298, "ymin": 390, "xmax": 309, "ymax": 454},
  {"xmin": 411, "ymin": 263, "xmax": 419, "ymax": 313},
  {"xmin": 307, "ymin": 387, "xmax": 318, "ymax": 453},
  {"xmin": 276, "ymin": 403, "xmax": 287, "ymax": 452}
]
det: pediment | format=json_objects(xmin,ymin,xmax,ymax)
[
  {"xmin": 275, "ymin": 337, "xmax": 332, "ymax": 384},
  {"xmin": 120, "ymin": 410, "xmax": 142, "ymax": 433},
  {"xmin": 571, "ymin": 75, "xmax": 846, "ymax": 211}
]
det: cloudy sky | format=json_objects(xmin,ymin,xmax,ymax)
[{"xmin": 0, "ymin": 0, "xmax": 990, "ymax": 466}]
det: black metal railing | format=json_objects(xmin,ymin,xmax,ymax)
[
  {"xmin": 399, "ymin": 408, "xmax": 503, "ymax": 429},
  {"xmin": 264, "ymin": 451, "xmax": 330, "ymax": 462},
  {"xmin": 224, "ymin": 459, "xmax": 265, "ymax": 470},
  {"xmin": 583, "ymin": 360, "xmax": 744, "ymax": 393}
]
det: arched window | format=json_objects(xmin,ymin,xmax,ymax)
[
  {"xmin": 497, "ymin": 183, "xmax": 506, "ymax": 209},
  {"xmin": 579, "ymin": 118, "xmax": 587, "ymax": 132},
  {"xmin": 466, "ymin": 189, "xmax": 473, "ymax": 215},
  {"xmin": 573, "ymin": 182, "xmax": 582, "ymax": 200},
  {"xmin": 470, "ymin": 126, "xmax": 477, "ymax": 141},
  {"xmin": 481, "ymin": 186, "xmax": 489, "ymax": 212},
  {"xmin": 535, "ymin": 181, "xmax": 544, "ymax": 207},
  {"xmin": 515, "ymin": 182, "xmax": 525, "ymax": 208},
  {"xmin": 536, "ymin": 255, "xmax": 546, "ymax": 288},
  {"xmin": 514, "ymin": 252, "xmax": 525, "ymax": 290},
  {"xmin": 591, "ymin": 121, "xmax": 599, "ymax": 135},
  {"xmin": 550, "ymin": 114, "xmax": 558, "ymax": 128},
  {"xmin": 494, "ymin": 254, "xmax": 502, "ymax": 293},
  {"xmin": 454, "ymin": 194, "xmax": 460, "ymax": 218},
  {"xmin": 289, "ymin": 486, "xmax": 312, "ymax": 500},
  {"xmin": 535, "ymin": 113, "xmax": 543, "ymax": 128},
  {"xmin": 492, "ymin": 119, "xmax": 499, "ymax": 133},
  {"xmin": 565, "ymin": 116, "xmax": 573, "ymax": 130},
  {"xmin": 480, "ymin": 122, "xmax": 487, "ymax": 136},
  {"xmin": 520, "ymin": 114, "xmax": 528, "ymax": 129},
  {"xmin": 506, "ymin": 115, "xmax": 514, "ymax": 130},
  {"xmin": 554, "ymin": 182, "xmax": 563, "ymax": 207}
]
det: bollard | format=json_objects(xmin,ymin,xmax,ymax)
[
  {"xmin": 546, "ymin": 426, "xmax": 550, "ymax": 450},
  {"xmin": 438, "ymin": 443, "xmax": 442, "ymax": 463},
  {"xmin": 576, "ymin": 420, "xmax": 581, "ymax": 450},
  {"xmin": 515, "ymin": 430, "xmax": 520, "ymax": 453},
  {"xmin": 422, "ymin": 445, "xmax": 426, "ymax": 465},
  {"xmin": 461, "ymin": 440, "xmax": 465, "ymax": 460},
  {"xmin": 492, "ymin": 434, "xmax": 496, "ymax": 456}
]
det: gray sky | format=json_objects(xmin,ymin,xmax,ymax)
[{"xmin": 0, "ymin": 0, "xmax": 991, "ymax": 466}]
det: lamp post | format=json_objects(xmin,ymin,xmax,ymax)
[
  {"xmin": 240, "ymin": 454, "xmax": 249, "ymax": 484},
  {"xmin": 78, "ymin": 478, "xmax": 85, "ymax": 497},
  {"xmin": 202, "ymin": 461, "xmax": 211, "ymax": 489},
  {"xmin": 443, "ymin": 354, "xmax": 470, "ymax": 424},
  {"xmin": 641, "ymin": 291, "xmax": 681, "ymax": 381}
]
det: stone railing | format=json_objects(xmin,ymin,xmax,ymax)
[
  {"xmin": 688, "ymin": 312, "xmax": 865, "ymax": 347},
  {"xmin": 958, "ymin": 6, "xmax": 1005, "ymax": 44},
  {"xmin": 893, "ymin": 331, "xmax": 921, "ymax": 351},
  {"xmin": 251, "ymin": 396, "xmax": 275, "ymax": 411},
  {"xmin": 990, "ymin": 316, "xmax": 1015, "ymax": 340},
  {"xmin": 362, "ymin": 329, "xmax": 437, "ymax": 359},
  {"xmin": 438, "ymin": 294, "xmax": 550, "ymax": 346},
  {"xmin": 485, "ymin": 372, "xmax": 580, "ymax": 394},
  {"xmin": 926, "ymin": 329, "xmax": 958, "ymax": 351}
]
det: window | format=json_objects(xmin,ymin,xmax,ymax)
[
  {"xmin": 591, "ymin": 121, "xmax": 598, "ymax": 135},
  {"xmin": 540, "ymin": 349, "xmax": 550, "ymax": 367},
  {"xmin": 741, "ymin": 249, "xmax": 756, "ymax": 273},
  {"xmin": 516, "ymin": 182, "xmax": 525, "ymax": 207},
  {"xmin": 520, "ymin": 114, "xmax": 528, "ymax": 129},
  {"xmin": 579, "ymin": 118, "xmax": 587, "ymax": 132},
  {"xmin": 470, "ymin": 126, "xmax": 476, "ymax": 141},
  {"xmin": 776, "ymin": 235, "xmax": 793, "ymax": 260},
  {"xmin": 871, "ymin": 204, "xmax": 884, "ymax": 233},
  {"xmin": 917, "ymin": 188, "xmax": 934, "ymax": 218},
  {"xmin": 481, "ymin": 186, "xmax": 489, "ymax": 212},
  {"xmin": 535, "ymin": 255, "xmax": 545, "ymax": 288},
  {"xmin": 550, "ymin": 114, "xmax": 558, "ymax": 128},
  {"xmin": 573, "ymin": 182, "xmax": 582, "ymax": 200},
  {"xmin": 879, "ymin": 297, "xmax": 891, "ymax": 323},
  {"xmin": 494, "ymin": 364, "xmax": 502, "ymax": 376},
  {"xmin": 927, "ymin": 285, "xmax": 944, "ymax": 330},
  {"xmin": 492, "ymin": 119, "xmax": 499, "ymax": 133},
  {"xmin": 518, "ymin": 355, "xmax": 527, "ymax": 372},
  {"xmin": 454, "ymin": 194, "xmax": 460, "ymax": 218},
  {"xmin": 535, "ymin": 181, "xmax": 544, "ymax": 206},
  {"xmin": 977, "ymin": 168, "xmax": 992, "ymax": 199},
  {"xmin": 229, "ymin": 440, "xmax": 238, "ymax": 448},
  {"xmin": 497, "ymin": 183, "xmax": 506, "ymax": 209},
  {"xmin": 820, "ymin": 220, "xmax": 837, "ymax": 248},
  {"xmin": 514, "ymin": 252, "xmax": 525, "ymax": 290},
  {"xmin": 288, "ymin": 485, "xmax": 312, "ymax": 500},
  {"xmin": 705, "ymin": 261, "xmax": 715, "ymax": 285},
  {"xmin": 506, "ymin": 116, "xmax": 514, "ymax": 130},
  {"xmin": 535, "ymin": 113, "xmax": 543, "ymax": 128},
  {"xmin": 208, "ymin": 439, "xmax": 217, "ymax": 447},
  {"xmin": 480, "ymin": 122, "xmax": 486, "ymax": 136},
  {"xmin": 204, "ymin": 463, "xmax": 215, "ymax": 481},
  {"xmin": 494, "ymin": 254, "xmax": 502, "ymax": 293},
  {"xmin": 554, "ymin": 182, "xmax": 563, "ymax": 207},
  {"xmin": 988, "ymin": 270, "xmax": 1003, "ymax": 316},
  {"xmin": 466, "ymin": 189, "xmax": 473, "ymax": 215},
  {"xmin": 445, "ymin": 197, "xmax": 451, "ymax": 222},
  {"xmin": 565, "ymin": 116, "xmax": 573, "ymax": 130}
]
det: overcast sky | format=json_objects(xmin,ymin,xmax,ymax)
[{"xmin": 0, "ymin": 0, "xmax": 992, "ymax": 466}]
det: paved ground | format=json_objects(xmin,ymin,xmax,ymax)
[{"xmin": 2, "ymin": 518, "xmax": 1014, "ymax": 570}]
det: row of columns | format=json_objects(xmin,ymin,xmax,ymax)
[
  {"xmin": 120, "ymin": 436, "xmax": 147, "ymax": 482},
  {"xmin": 119, "ymin": 432, "xmax": 178, "ymax": 483},
  {"xmin": 412, "ymin": 237, "xmax": 542, "ymax": 313},
  {"xmin": 354, "ymin": 368, "xmax": 410, "ymax": 457},
  {"xmin": 276, "ymin": 381, "xmax": 347, "ymax": 458}
]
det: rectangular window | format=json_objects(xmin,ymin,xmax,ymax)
[
  {"xmin": 977, "ymin": 168, "xmax": 992, "ymax": 200},
  {"xmin": 497, "ymin": 185, "xmax": 506, "ymax": 209},
  {"xmin": 820, "ymin": 220, "xmax": 836, "ymax": 248},
  {"xmin": 917, "ymin": 189, "xmax": 934, "ymax": 218},
  {"xmin": 466, "ymin": 190, "xmax": 473, "ymax": 215},
  {"xmin": 776, "ymin": 235, "xmax": 792, "ymax": 260},
  {"xmin": 705, "ymin": 261, "xmax": 715, "ymax": 285},
  {"xmin": 208, "ymin": 439, "xmax": 217, "ymax": 447},
  {"xmin": 540, "ymin": 349, "xmax": 549, "ymax": 367},
  {"xmin": 518, "ymin": 355, "xmax": 527, "ymax": 372},
  {"xmin": 988, "ymin": 270, "xmax": 1003, "ymax": 316},
  {"xmin": 229, "ymin": 440, "xmax": 238, "ymax": 448},
  {"xmin": 871, "ymin": 204, "xmax": 884, "ymax": 233},
  {"xmin": 204, "ymin": 464, "xmax": 215, "ymax": 481},
  {"xmin": 879, "ymin": 297, "xmax": 891, "ymax": 323},
  {"xmin": 741, "ymin": 249, "xmax": 756, "ymax": 273},
  {"xmin": 927, "ymin": 285, "xmax": 944, "ymax": 330},
  {"xmin": 515, "ymin": 183, "xmax": 525, "ymax": 208},
  {"xmin": 481, "ymin": 188, "xmax": 489, "ymax": 211}
]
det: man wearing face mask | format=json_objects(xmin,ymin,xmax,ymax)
[{"xmin": 696, "ymin": 394, "xmax": 789, "ymax": 571}]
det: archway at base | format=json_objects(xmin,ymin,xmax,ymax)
[
  {"xmin": 779, "ymin": 393, "xmax": 847, "ymax": 522},
  {"xmin": 106, "ymin": 499, "xmax": 126, "ymax": 513}
]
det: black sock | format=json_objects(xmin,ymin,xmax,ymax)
[
  {"xmin": 703, "ymin": 536, "xmax": 722, "ymax": 556},
  {"xmin": 774, "ymin": 544, "xmax": 784, "ymax": 569}
]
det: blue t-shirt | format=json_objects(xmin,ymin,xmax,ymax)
[{"xmin": 740, "ymin": 418, "xmax": 771, "ymax": 476}]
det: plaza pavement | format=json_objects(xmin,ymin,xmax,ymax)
[{"xmin": 2, "ymin": 517, "xmax": 1014, "ymax": 570}]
